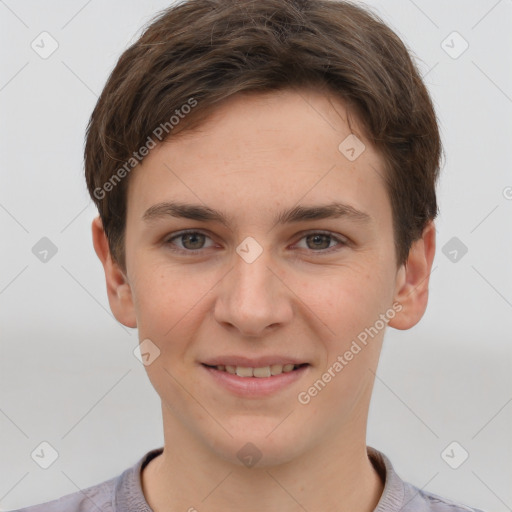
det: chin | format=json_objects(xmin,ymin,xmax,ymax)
[{"xmin": 205, "ymin": 424, "xmax": 308, "ymax": 469}]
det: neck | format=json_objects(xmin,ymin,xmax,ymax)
[{"xmin": 142, "ymin": 407, "xmax": 384, "ymax": 512}]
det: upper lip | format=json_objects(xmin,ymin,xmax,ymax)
[{"xmin": 201, "ymin": 356, "xmax": 309, "ymax": 367}]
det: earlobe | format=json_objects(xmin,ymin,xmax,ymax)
[
  {"xmin": 91, "ymin": 216, "xmax": 137, "ymax": 329},
  {"xmin": 388, "ymin": 221, "xmax": 436, "ymax": 330}
]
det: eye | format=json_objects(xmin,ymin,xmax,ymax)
[
  {"xmin": 163, "ymin": 229, "xmax": 348, "ymax": 255},
  {"xmin": 293, "ymin": 231, "xmax": 347, "ymax": 253},
  {"xmin": 164, "ymin": 230, "xmax": 216, "ymax": 253}
]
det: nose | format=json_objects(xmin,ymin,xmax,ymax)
[{"xmin": 213, "ymin": 244, "xmax": 293, "ymax": 337}]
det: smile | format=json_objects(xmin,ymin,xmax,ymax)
[
  {"xmin": 203, "ymin": 363, "xmax": 307, "ymax": 378},
  {"xmin": 201, "ymin": 362, "xmax": 310, "ymax": 398}
]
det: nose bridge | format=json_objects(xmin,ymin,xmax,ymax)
[{"xmin": 214, "ymin": 238, "xmax": 292, "ymax": 336}]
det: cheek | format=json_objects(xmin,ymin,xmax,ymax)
[
  {"xmin": 130, "ymin": 263, "xmax": 197, "ymax": 338},
  {"xmin": 300, "ymin": 265, "xmax": 389, "ymax": 340},
  {"xmin": 130, "ymin": 260, "xmax": 224, "ymax": 353},
  {"xmin": 302, "ymin": 272, "xmax": 387, "ymax": 408}
]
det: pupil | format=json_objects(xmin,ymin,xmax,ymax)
[
  {"xmin": 183, "ymin": 233, "xmax": 204, "ymax": 249},
  {"xmin": 307, "ymin": 234, "xmax": 330, "ymax": 250}
]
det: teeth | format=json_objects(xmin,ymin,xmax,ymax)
[
  {"xmin": 214, "ymin": 364, "xmax": 301, "ymax": 377},
  {"xmin": 253, "ymin": 366, "xmax": 271, "ymax": 378},
  {"xmin": 236, "ymin": 366, "xmax": 253, "ymax": 377},
  {"xmin": 270, "ymin": 364, "xmax": 283, "ymax": 375}
]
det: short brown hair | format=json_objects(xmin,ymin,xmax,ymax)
[{"xmin": 84, "ymin": 0, "xmax": 442, "ymax": 271}]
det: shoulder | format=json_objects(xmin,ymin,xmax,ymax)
[
  {"xmin": 368, "ymin": 447, "xmax": 488, "ymax": 512},
  {"xmin": 7, "ymin": 447, "xmax": 163, "ymax": 512},
  {"xmin": 401, "ymin": 483, "xmax": 487, "ymax": 512},
  {"xmin": 8, "ymin": 476, "xmax": 117, "ymax": 512}
]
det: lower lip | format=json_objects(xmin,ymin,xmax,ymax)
[{"xmin": 201, "ymin": 364, "xmax": 310, "ymax": 398}]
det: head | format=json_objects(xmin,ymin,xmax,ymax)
[{"xmin": 87, "ymin": 0, "xmax": 440, "ymax": 467}]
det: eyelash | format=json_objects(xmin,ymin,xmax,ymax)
[{"xmin": 163, "ymin": 229, "xmax": 348, "ymax": 256}]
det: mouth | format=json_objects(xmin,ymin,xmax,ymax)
[
  {"xmin": 200, "ymin": 361, "xmax": 310, "ymax": 398},
  {"xmin": 202, "ymin": 363, "xmax": 309, "ymax": 378}
]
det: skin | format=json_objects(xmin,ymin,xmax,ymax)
[{"xmin": 92, "ymin": 87, "xmax": 436, "ymax": 512}]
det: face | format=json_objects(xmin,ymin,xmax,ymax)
[{"xmin": 96, "ymin": 88, "xmax": 431, "ymax": 467}]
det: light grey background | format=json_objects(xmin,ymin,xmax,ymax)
[{"xmin": 1, "ymin": 0, "xmax": 511, "ymax": 511}]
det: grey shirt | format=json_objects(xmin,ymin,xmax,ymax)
[{"xmin": 10, "ymin": 447, "xmax": 485, "ymax": 512}]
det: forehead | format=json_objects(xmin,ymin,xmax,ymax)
[{"xmin": 126, "ymin": 88, "xmax": 391, "ymax": 231}]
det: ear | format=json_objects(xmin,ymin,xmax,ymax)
[
  {"xmin": 388, "ymin": 220, "xmax": 436, "ymax": 330},
  {"xmin": 91, "ymin": 216, "xmax": 137, "ymax": 329}
]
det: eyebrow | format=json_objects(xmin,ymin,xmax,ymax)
[{"xmin": 142, "ymin": 201, "xmax": 372, "ymax": 227}]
